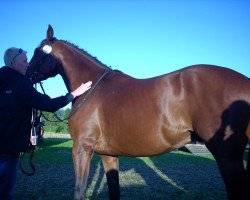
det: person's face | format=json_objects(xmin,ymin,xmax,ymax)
[{"xmin": 11, "ymin": 51, "xmax": 29, "ymax": 75}]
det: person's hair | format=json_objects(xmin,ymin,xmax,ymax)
[{"xmin": 4, "ymin": 47, "xmax": 24, "ymax": 67}]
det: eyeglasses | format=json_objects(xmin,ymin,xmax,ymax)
[{"xmin": 11, "ymin": 48, "xmax": 23, "ymax": 64}]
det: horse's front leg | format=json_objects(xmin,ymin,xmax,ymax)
[
  {"xmin": 100, "ymin": 155, "xmax": 120, "ymax": 200},
  {"xmin": 73, "ymin": 141, "xmax": 94, "ymax": 200}
]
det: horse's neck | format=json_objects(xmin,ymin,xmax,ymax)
[{"xmin": 55, "ymin": 43, "xmax": 107, "ymax": 91}]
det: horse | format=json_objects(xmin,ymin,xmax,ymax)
[{"xmin": 28, "ymin": 25, "xmax": 250, "ymax": 200}]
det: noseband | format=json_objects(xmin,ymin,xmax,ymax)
[{"xmin": 29, "ymin": 53, "xmax": 51, "ymax": 83}]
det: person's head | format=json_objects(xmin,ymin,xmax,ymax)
[{"xmin": 4, "ymin": 47, "xmax": 29, "ymax": 75}]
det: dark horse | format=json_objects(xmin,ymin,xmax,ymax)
[{"xmin": 28, "ymin": 25, "xmax": 250, "ymax": 200}]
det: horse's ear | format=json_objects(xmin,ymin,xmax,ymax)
[{"xmin": 47, "ymin": 24, "xmax": 54, "ymax": 42}]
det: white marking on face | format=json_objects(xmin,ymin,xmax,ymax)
[{"xmin": 42, "ymin": 45, "xmax": 52, "ymax": 54}]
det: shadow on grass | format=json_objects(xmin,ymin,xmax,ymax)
[
  {"xmin": 15, "ymin": 138, "xmax": 228, "ymax": 200},
  {"xmin": 88, "ymin": 153, "xmax": 227, "ymax": 200}
]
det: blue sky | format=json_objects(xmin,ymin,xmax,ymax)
[{"xmin": 1, "ymin": 0, "xmax": 250, "ymax": 101}]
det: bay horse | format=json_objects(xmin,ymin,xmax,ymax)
[{"xmin": 28, "ymin": 25, "xmax": 250, "ymax": 200}]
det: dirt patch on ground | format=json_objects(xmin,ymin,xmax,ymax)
[{"xmin": 43, "ymin": 132, "xmax": 71, "ymax": 139}]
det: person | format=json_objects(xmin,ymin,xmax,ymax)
[{"xmin": 0, "ymin": 47, "xmax": 92, "ymax": 200}]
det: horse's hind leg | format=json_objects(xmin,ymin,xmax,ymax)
[
  {"xmin": 206, "ymin": 134, "xmax": 248, "ymax": 200},
  {"xmin": 100, "ymin": 155, "xmax": 120, "ymax": 200},
  {"xmin": 216, "ymin": 156, "xmax": 247, "ymax": 200},
  {"xmin": 72, "ymin": 142, "xmax": 94, "ymax": 200}
]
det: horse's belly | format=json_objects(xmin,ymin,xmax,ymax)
[{"xmin": 94, "ymin": 130, "xmax": 191, "ymax": 157}]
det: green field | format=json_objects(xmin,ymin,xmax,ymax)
[{"xmin": 14, "ymin": 138, "xmax": 229, "ymax": 200}]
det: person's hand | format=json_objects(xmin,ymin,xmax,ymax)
[{"xmin": 71, "ymin": 81, "xmax": 92, "ymax": 98}]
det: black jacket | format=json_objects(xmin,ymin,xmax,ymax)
[{"xmin": 0, "ymin": 66, "xmax": 73, "ymax": 153}]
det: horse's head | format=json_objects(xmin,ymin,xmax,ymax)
[{"xmin": 28, "ymin": 25, "xmax": 60, "ymax": 83}]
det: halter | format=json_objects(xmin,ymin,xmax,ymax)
[{"xmin": 29, "ymin": 46, "xmax": 52, "ymax": 83}]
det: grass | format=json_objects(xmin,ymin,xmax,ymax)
[{"xmin": 14, "ymin": 138, "xmax": 230, "ymax": 200}]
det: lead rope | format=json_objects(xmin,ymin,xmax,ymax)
[
  {"xmin": 19, "ymin": 144, "xmax": 36, "ymax": 176},
  {"xmin": 19, "ymin": 108, "xmax": 37, "ymax": 176},
  {"xmin": 38, "ymin": 82, "xmax": 68, "ymax": 124}
]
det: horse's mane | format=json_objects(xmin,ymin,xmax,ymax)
[{"xmin": 61, "ymin": 40, "xmax": 112, "ymax": 70}]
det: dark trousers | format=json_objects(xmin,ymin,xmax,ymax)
[{"xmin": 0, "ymin": 154, "xmax": 19, "ymax": 200}]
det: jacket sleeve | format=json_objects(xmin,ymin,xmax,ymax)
[{"xmin": 17, "ymin": 82, "xmax": 74, "ymax": 112}]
